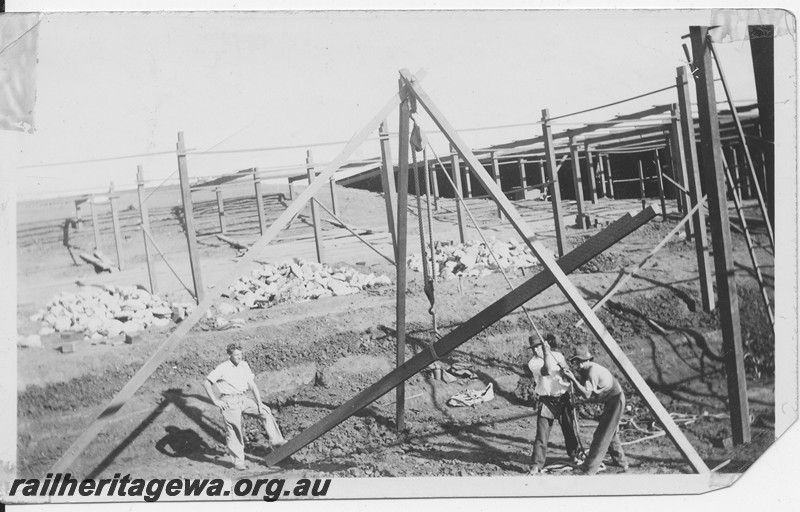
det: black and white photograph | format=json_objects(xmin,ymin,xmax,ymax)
[{"xmin": 0, "ymin": 4, "xmax": 797, "ymax": 508}]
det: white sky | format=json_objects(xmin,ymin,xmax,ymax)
[{"xmin": 5, "ymin": 9, "xmax": 796, "ymax": 199}]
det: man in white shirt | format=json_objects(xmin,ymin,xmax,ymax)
[
  {"xmin": 561, "ymin": 345, "xmax": 629, "ymax": 475},
  {"xmin": 203, "ymin": 342, "xmax": 287, "ymax": 470},
  {"xmin": 527, "ymin": 334, "xmax": 583, "ymax": 475}
]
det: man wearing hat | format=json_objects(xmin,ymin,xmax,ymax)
[
  {"xmin": 561, "ymin": 345, "xmax": 629, "ymax": 475},
  {"xmin": 526, "ymin": 334, "xmax": 583, "ymax": 475}
]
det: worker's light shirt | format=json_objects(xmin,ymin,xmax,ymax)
[
  {"xmin": 581, "ymin": 361, "xmax": 622, "ymax": 401},
  {"xmin": 528, "ymin": 351, "xmax": 570, "ymax": 397},
  {"xmin": 207, "ymin": 360, "xmax": 255, "ymax": 395}
]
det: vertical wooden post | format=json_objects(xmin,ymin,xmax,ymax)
[
  {"xmin": 517, "ymin": 158, "xmax": 527, "ymax": 192},
  {"xmin": 253, "ymin": 169, "xmax": 266, "ymax": 236},
  {"xmin": 378, "ymin": 120, "xmax": 399, "ymax": 254},
  {"xmin": 137, "ymin": 166, "xmax": 158, "ymax": 294},
  {"xmin": 691, "ymin": 26, "xmax": 750, "ymax": 445},
  {"xmin": 215, "ymin": 188, "xmax": 226, "ymax": 234},
  {"xmin": 306, "ymin": 151, "xmax": 325, "ymax": 264},
  {"xmin": 597, "ymin": 153, "xmax": 608, "ymax": 198},
  {"xmin": 542, "ymin": 109, "xmax": 568, "ymax": 256},
  {"xmin": 462, "ymin": 163, "xmax": 473, "ymax": 198},
  {"xmin": 637, "ymin": 159, "xmax": 647, "ymax": 210},
  {"xmin": 176, "ymin": 131, "xmax": 204, "ymax": 303},
  {"xmin": 423, "ymin": 147, "xmax": 433, "ymax": 206},
  {"xmin": 605, "ymin": 154, "xmax": 616, "ymax": 198},
  {"xmin": 429, "ymin": 159, "xmax": 439, "ymax": 211},
  {"xmin": 570, "ymin": 139, "xmax": 587, "ymax": 228},
  {"xmin": 669, "ymin": 108, "xmax": 693, "ymax": 240},
  {"xmin": 491, "ymin": 151, "xmax": 503, "ymax": 218},
  {"xmin": 90, "ymin": 196, "xmax": 101, "ymax": 250},
  {"xmin": 288, "ymin": 180, "xmax": 294, "ymax": 201},
  {"xmin": 677, "ymin": 65, "xmax": 714, "ymax": 312},
  {"xmin": 108, "ymin": 182, "xmax": 124, "ymax": 271},
  {"xmin": 537, "ymin": 160, "xmax": 546, "ymax": 189},
  {"xmin": 328, "ymin": 172, "xmax": 339, "ymax": 216},
  {"xmin": 655, "ymin": 149, "xmax": 667, "ymax": 219},
  {"xmin": 729, "ymin": 145, "xmax": 742, "ymax": 200},
  {"xmin": 584, "ymin": 141, "xmax": 598, "ymax": 204},
  {"xmin": 395, "ymin": 84, "xmax": 412, "ymax": 432},
  {"xmin": 451, "ymin": 145, "xmax": 466, "ymax": 244},
  {"xmin": 749, "ymin": 25, "xmax": 775, "ymax": 230}
]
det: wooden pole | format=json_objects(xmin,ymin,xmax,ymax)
[
  {"xmin": 429, "ymin": 156, "xmax": 439, "ymax": 210},
  {"xmin": 378, "ymin": 120, "xmax": 399, "ymax": 255},
  {"xmin": 328, "ymin": 170, "xmax": 339, "ymax": 216},
  {"xmin": 451, "ymin": 145, "xmax": 466, "ymax": 244},
  {"xmin": 655, "ymin": 149, "xmax": 667, "ymax": 218},
  {"xmin": 491, "ymin": 152, "xmax": 503, "ymax": 218},
  {"xmin": 669, "ymin": 111, "xmax": 693, "ymax": 240},
  {"xmin": 306, "ymin": 151, "xmax": 325, "ymax": 264},
  {"xmin": 584, "ymin": 141, "xmax": 598, "ymax": 204},
  {"xmin": 137, "ymin": 167, "xmax": 158, "ymax": 294},
  {"xmin": 517, "ymin": 157, "xmax": 527, "ymax": 192},
  {"xmin": 395, "ymin": 82, "xmax": 411, "ymax": 431},
  {"xmin": 542, "ymin": 109, "xmax": 568, "ymax": 256},
  {"xmin": 463, "ymin": 163, "xmax": 473, "ymax": 198},
  {"xmin": 597, "ymin": 153, "xmax": 608, "ymax": 198},
  {"xmin": 605, "ymin": 154, "xmax": 615, "ymax": 198},
  {"xmin": 90, "ymin": 196, "xmax": 101, "ymax": 250},
  {"xmin": 399, "ymin": 69, "xmax": 709, "ymax": 473},
  {"xmin": 423, "ymin": 147, "xmax": 434, "ymax": 210},
  {"xmin": 676, "ymin": 65, "xmax": 714, "ymax": 312},
  {"xmin": 749, "ymin": 25, "xmax": 775, "ymax": 229},
  {"xmin": 570, "ymin": 139, "xmax": 587, "ymax": 228},
  {"xmin": 691, "ymin": 25, "xmax": 750, "ymax": 445},
  {"xmin": 253, "ymin": 168, "xmax": 266, "ymax": 236},
  {"xmin": 176, "ymin": 131, "xmax": 204, "ymax": 303},
  {"xmin": 730, "ymin": 144, "xmax": 742, "ymax": 200},
  {"xmin": 637, "ymin": 159, "xmax": 647, "ymax": 210},
  {"xmin": 108, "ymin": 182, "xmax": 124, "ymax": 271},
  {"xmin": 215, "ymin": 188, "xmax": 226, "ymax": 234}
]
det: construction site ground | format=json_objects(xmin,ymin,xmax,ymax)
[{"xmin": 16, "ymin": 184, "xmax": 776, "ymax": 482}]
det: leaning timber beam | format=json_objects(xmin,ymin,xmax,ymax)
[
  {"xmin": 265, "ymin": 207, "xmax": 658, "ymax": 466},
  {"xmin": 398, "ymin": 69, "xmax": 709, "ymax": 474},
  {"xmin": 48, "ymin": 72, "xmax": 427, "ymax": 474}
]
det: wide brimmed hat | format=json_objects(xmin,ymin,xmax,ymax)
[{"xmin": 570, "ymin": 345, "xmax": 593, "ymax": 362}]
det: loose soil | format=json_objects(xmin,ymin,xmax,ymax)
[{"xmin": 16, "ymin": 184, "xmax": 776, "ymax": 482}]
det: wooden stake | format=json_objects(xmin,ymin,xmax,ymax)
[
  {"xmin": 176, "ymin": 131, "xmax": 204, "ymax": 303},
  {"xmin": 108, "ymin": 182, "xmax": 124, "ymax": 271},
  {"xmin": 253, "ymin": 168, "xmax": 266, "ymax": 236},
  {"xmin": 137, "ymin": 167, "xmax": 157, "ymax": 294},
  {"xmin": 691, "ymin": 25, "xmax": 750, "ymax": 445},
  {"xmin": 597, "ymin": 153, "xmax": 608, "ymax": 198},
  {"xmin": 637, "ymin": 159, "xmax": 647, "ymax": 210},
  {"xmin": 215, "ymin": 188, "xmax": 226, "ymax": 234},
  {"xmin": 395, "ymin": 82, "xmax": 411, "ymax": 431},
  {"xmin": 517, "ymin": 157, "xmax": 527, "ymax": 192},
  {"xmin": 491, "ymin": 151, "xmax": 503, "ymax": 218},
  {"xmin": 542, "ymin": 110, "xmax": 569, "ymax": 256},
  {"xmin": 400, "ymin": 70, "xmax": 709, "ymax": 473},
  {"xmin": 90, "ymin": 196, "xmax": 101, "ymax": 250},
  {"xmin": 655, "ymin": 149, "xmax": 667, "ymax": 218},
  {"xmin": 451, "ymin": 145, "xmax": 466, "ymax": 243},
  {"xmin": 306, "ymin": 151, "xmax": 325, "ymax": 264},
  {"xmin": 584, "ymin": 141, "xmax": 598, "ymax": 204},
  {"xmin": 605, "ymin": 154, "xmax": 616, "ymax": 198},
  {"xmin": 378, "ymin": 120, "xmax": 399, "ymax": 255},
  {"xmin": 676, "ymin": 65, "xmax": 714, "ymax": 312},
  {"xmin": 570, "ymin": 139, "xmax": 587, "ymax": 228},
  {"xmin": 669, "ymin": 107, "xmax": 693, "ymax": 240}
]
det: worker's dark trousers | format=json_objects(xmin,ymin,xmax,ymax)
[
  {"xmin": 584, "ymin": 392, "xmax": 627, "ymax": 474},
  {"xmin": 531, "ymin": 394, "xmax": 581, "ymax": 469}
]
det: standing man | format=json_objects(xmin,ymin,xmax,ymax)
[
  {"xmin": 527, "ymin": 334, "xmax": 583, "ymax": 475},
  {"xmin": 561, "ymin": 345, "xmax": 629, "ymax": 475},
  {"xmin": 203, "ymin": 342, "xmax": 287, "ymax": 470}
]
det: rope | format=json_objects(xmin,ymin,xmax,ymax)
[
  {"xmin": 546, "ymin": 85, "xmax": 678, "ymax": 122},
  {"xmin": 423, "ymin": 135, "xmax": 545, "ymax": 346},
  {"xmin": 409, "ymin": 117, "xmax": 441, "ymax": 358}
]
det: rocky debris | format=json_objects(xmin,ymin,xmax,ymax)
[
  {"xmin": 224, "ymin": 258, "xmax": 392, "ymax": 310},
  {"xmin": 407, "ymin": 239, "xmax": 541, "ymax": 279},
  {"xmin": 30, "ymin": 285, "xmax": 175, "ymax": 344}
]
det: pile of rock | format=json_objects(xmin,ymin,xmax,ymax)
[
  {"xmin": 408, "ymin": 240, "xmax": 541, "ymax": 279},
  {"xmin": 29, "ymin": 285, "xmax": 174, "ymax": 344},
  {"xmin": 224, "ymin": 258, "xmax": 392, "ymax": 309}
]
